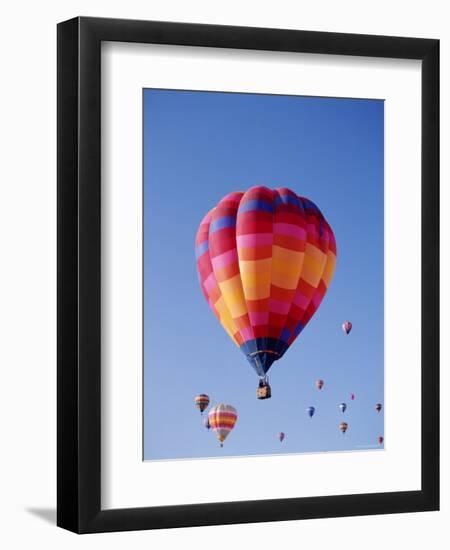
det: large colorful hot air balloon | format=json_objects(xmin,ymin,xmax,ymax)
[
  {"xmin": 375, "ymin": 403, "xmax": 382, "ymax": 413},
  {"xmin": 278, "ymin": 432, "xmax": 285, "ymax": 443},
  {"xmin": 316, "ymin": 379, "xmax": 324, "ymax": 390},
  {"xmin": 195, "ymin": 186, "xmax": 337, "ymax": 398},
  {"xmin": 208, "ymin": 404, "xmax": 238, "ymax": 447},
  {"xmin": 306, "ymin": 406, "xmax": 315, "ymax": 418},
  {"xmin": 342, "ymin": 321, "xmax": 352, "ymax": 334},
  {"xmin": 339, "ymin": 402, "xmax": 347, "ymax": 413},
  {"xmin": 339, "ymin": 422, "xmax": 348, "ymax": 434},
  {"xmin": 194, "ymin": 394, "xmax": 210, "ymax": 414}
]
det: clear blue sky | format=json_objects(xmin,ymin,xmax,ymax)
[{"xmin": 143, "ymin": 89, "xmax": 384, "ymax": 460}]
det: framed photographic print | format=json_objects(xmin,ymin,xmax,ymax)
[{"xmin": 57, "ymin": 17, "xmax": 439, "ymax": 533}]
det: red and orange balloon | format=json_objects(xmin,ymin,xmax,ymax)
[{"xmin": 195, "ymin": 186, "xmax": 336, "ymax": 392}]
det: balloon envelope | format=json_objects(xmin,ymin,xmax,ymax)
[
  {"xmin": 306, "ymin": 406, "xmax": 315, "ymax": 418},
  {"xmin": 278, "ymin": 432, "xmax": 285, "ymax": 442},
  {"xmin": 195, "ymin": 186, "xmax": 337, "ymax": 380},
  {"xmin": 375, "ymin": 403, "xmax": 382, "ymax": 413},
  {"xmin": 204, "ymin": 417, "xmax": 211, "ymax": 430},
  {"xmin": 339, "ymin": 422, "xmax": 348, "ymax": 434},
  {"xmin": 339, "ymin": 402, "xmax": 347, "ymax": 413},
  {"xmin": 194, "ymin": 394, "xmax": 210, "ymax": 414},
  {"xmin": 350, "ymin": 393, "xmax": 355, "ymax": 400},
  {"xmin": 316, "ymin": 379, "xmax": 324, "ymax": 390},
  {"xmin": 342, "ymin": 321, "xmax": 352, "ymax": 334},
  {"xmin": 208, "ymin": 404, "xmax": 238, "ymax": 445},
  {"xmin": 378, "ymin": 436, "xmax": 384, "ymax": 445}
]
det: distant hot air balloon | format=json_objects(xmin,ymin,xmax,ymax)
[
  {"xmin": 339, "ymin": 402, "xmax": 347, "ymax": 413},
  {"xmin": 375, "ymin": 403, "xmax": 382, "ymax": 413},
  {"xmin": 194, "ymin": 394, "xmax": 210, "ymax": 414},
  {"xmin": 195, "ymin": 186, "xmax": 337, "ymax": 399},
  {"xmin": 316, "ymin": 379, "xmax": 324, "ymax": 390},
  {"xmin": 350, "ymin": 393, "xmax": 355, "ymax": 401},
  {"xmin": 208, "ymin": 404, "xmax": 238, "ymax": 447},
  {"xmin": 342, "ymin": 321, "xmax": 352, "ymax": 335},
  {"xmin": 306, "ymin": 406, "xmax": 315, "ymax": 418},
  {"xmin": 278, "ymin": 432, "xmax": 285, "ymax": 443},
  {"xmin": 378, "ymin": 436, "xmax": 384, "ymax": 445},
  {"xmin": 339, "ymin": 422, "xmax": 348, "ymax": 434},
  {"xmin": 204, "ymin": 417, "xmax": 211, "ymax": 430}
]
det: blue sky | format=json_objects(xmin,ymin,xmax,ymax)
[{"xmin": 143, "ymin": 89, "xmax": 384, "ymax": 460}]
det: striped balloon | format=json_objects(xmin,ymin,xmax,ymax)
[
  {"xmin": 208, "ymin": 404, "xmax": 238, "ymax": 446},
  {"xmin": 195, "ymin": 186, "xmax": 337, "ymax": 386},
  {"xmin": 194, "ymin": 394, "xmax": 210, "ymax": 414}
]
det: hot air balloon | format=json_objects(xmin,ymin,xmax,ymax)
[
  {"xmin": 375, "ymin": 403, "xmax": 382, "ymax": 413},
  {"xmin": 208, "ymin": 404, "xmax": 238, "ymax": 447},
  {"xmin": 316, "ymin": 379, "xmax": 324, "ymax": 390},
  {"xmin": 339, "ymin": 422, "xmax": 348, "ymax": 434},
  {"xmin": 204, "ymin": 417, "xmax": 211, "ymax": 430},
  {"xmin": 195, "ymin": 186, "xmax": 337, "ymax": 399},
  {"xmin": 350, "ymin": 393, "xmax": 355, "ymax": 401},
  {"xmin": 378, "ymin": 436, "xmax": 384, "ymax": 445},
  {"xmin": 194, "ymin": 394, "xmax": 210, "ymax": 414},
  {"xmin": 342, "ymin": 321, "xmax": 352, "ymax": 335},
  {"xmin": 306, "ymin": 406, "xmax": 315, "ymax": 418},
  {"xmin": 339, "ymin": 402, "xmax": 347, "ymax": 413},
  {"xmin": 278, "ymin": 432, "xmax": 285, "ymax": 443}
]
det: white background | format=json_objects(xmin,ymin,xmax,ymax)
[
  {"xmin": 0, "ymin": 1, "xmax": 447, "ymax": 549},
  {"xmin": 102, "ymin": 43, "xmax": 421, "ymax": 508}
]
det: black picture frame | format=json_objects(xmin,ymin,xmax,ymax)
[{"xmin": 57, "ymin": 16, "xmax": 439, "ymax": 533}]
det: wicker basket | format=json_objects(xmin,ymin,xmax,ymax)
[{"xmin": 256, "ymin": 383, "xmax": 272, "ymax": 399}]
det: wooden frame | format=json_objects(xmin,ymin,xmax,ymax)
[{"xmin": 57, "ymin": 16, "xmax": 439, "ymax": 533}]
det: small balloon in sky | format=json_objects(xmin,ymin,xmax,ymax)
[
  {"xmin": 375, "ymin": 403, "xmax": 382, "ymax": 413},
  {"xmin": 203, "ymin": 416, "xmax": 211, "ymax": 430},
  {"xmin": 306, "ymin": 406, "xmax": 315, "ymax": 418},
  {"xmin": 278, "ymin": 432, "xmax": 285, "ymax": 443},
  {"xmin": 339, "ymin": 402, "xmax": 347, "ymax": 413},
  {"xmin": 350, "ymin": 393, "xmax": 355, "ymax": 401},
  {"xmin": 316, "ymin": 379, "xmax": 324, "ymax": 390},
  {"xmin": 208, "ymin": 404, "xmax": 238, "ymax": 447},
  {"xmin": 194, "ymin": 394, "xmax": 210, "ymax": 414},
  {"xmin": 339, "ymin": 422, "xmax": 348, "ymax": 434},
  {"xmin": 378, "ymin": 436, "xmax": 384, "ymax": 445},
  {"xmin": 342, "ymin": 321, "xmax": 352, "ymax": 335}
]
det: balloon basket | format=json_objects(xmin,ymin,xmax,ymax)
[{"xmin": 256, "ymin": 382, "xmax": 271, "ymax": 400}]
